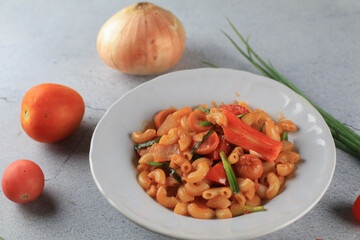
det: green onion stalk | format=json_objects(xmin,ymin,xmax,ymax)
[{"xmin": 204, "ymin": 18, "xmax": 360, "ymax": 159}]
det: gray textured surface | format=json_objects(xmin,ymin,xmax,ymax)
[{"xmin": 1, "ymin": 0, "xmax": 360, "ymax": 239}]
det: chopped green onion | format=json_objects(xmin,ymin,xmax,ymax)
[
  {"xmin": 237, "ymin": 113, "xmax": 248, "ymax": 118},
  {"xmin": 197, "ymin": 107, "xmax": 210, "ymax": 114},
  {"xmin": 169, "ymin": 168, "xmax": 183, "ymax": 184},
  {"xmin": 199, "ymin": 121, "xmax": 213, "ymax": 126},
  {"xmin": 204, "ymin": 18, "xmax": 360, "ymax": 159},
  {"xmin": 191, "ymin": 129, "xmax": 214, "ymax": 154},
  {"xmin": 134, "ymin": 137, "xmax": 160, "ymax": 150},
  {"xmin": 232, "ymin": 206, "xmax": 265, "ymax": 216},
  {"xmin": 220, "ymin": 151, "xmax": 240, "ymax": 193},
  {"xmin": 259, "ymin": 122, "xmax": 265, "ymax": 132},
  {"xmin": 147, "ymin": 161, "xmax": 183, "ymax": 184},
  {"xmin": 147, "ymin": 161, "xmax": 163, "ymax": 167},
  {"xmin": 282, "ymin": 131, "xmax": 288, "ymax": 141}
]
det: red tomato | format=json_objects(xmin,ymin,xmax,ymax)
[
  {"xmin": 2, "ymin": 160, "xmax": 45, "ymax": 203},
  {"xmin": 206, "ymin": 162, "xmax": 228, "ymax": 185},
  {"xmin": 206, "ymin": 135, "xmax": 232, "ymax": 160},
  {"xmin": 192, "ymin": 131, "xmax": 220, "ymax": 155},
  {"xmin": 219, "ymin": 104, "xmax": 249, "ymax": 116},
  {"xmin": 353, "ymin": 195, "xmax": 360, "ymax": 221},
  {"xmin": 21, "ymin": 83, "xmax": 85, "ymax": 143}
]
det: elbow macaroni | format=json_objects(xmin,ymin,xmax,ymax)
[{"xmin": 132, "ymin": 102, "xmax": 301, "ymax": 219}]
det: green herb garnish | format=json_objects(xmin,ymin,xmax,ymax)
[
  {"xmin": 237, "ymin": 113, "xmax": 248, "ymax": 118},
  {"xmin": 204, "ymin": 18, "xmax": 360, "ymax": 159},
  {"xmin": 259, "ymin": 122, "xmax": 265, "ymax": 132},
  {"xmin": 148, "ymin": 161, "xmax": 182, "ymax": 184},
  {"xmin": 232, "ymin": 206, "xmax": 265, "ymax": 216},
  {"xmin": 281, "ymin": 131, "xmax": 288, "ymax": 141},
  {"xmin": 197, "ymin": 107, "xmax": 210, "ymax": 114},
  {"xmin": 191, "ymin": 129, "xmax": 214, "ymax": 154},
  {"xmin": 220, "ymin": 151, "xmax": 240, "ymax": 193},
  {"xmin": 134, "ymin": 137, "xmax": 160, "ymax": 150},
  {"xmin": 199, "ymin": 121, "xmax": 213, "ymax": 126}
]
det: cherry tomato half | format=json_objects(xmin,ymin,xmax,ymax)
[
  {"xmin": 2, "ymin": 159, "xmax": 45, "ymax": 203},
  {"xmin": 192, "ymin": 130, "xmax": 220, "ymax": 155},
  {"xmin": 353, "ymin": 195, "xmax": 360, "ymax": 221},
  {"xmin": 206, "ymin": 162, "xmax": 228, "ymax": 185},
  {"xmin": 206, "ymin": 135, "xmax": 232, "ymax": 160},
  {"xmin": 219, "ymin": 104, "xmax": 249, "ymax": 116}
]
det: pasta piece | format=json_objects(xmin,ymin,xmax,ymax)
[
  {"xmin": 179, "ymin": 115, "xmax": 192, "ymax": 132},
  {"xmin": 256, "ymin": 183, "xmax": 268, "ymax": 199},
  {"xmin": 275, "ymin": 152, "xmax": 300, "ymax": 164},
  {"xmin": 215, "ymin": 208, "xmax": 232, "ymax": 219},
  {"xmin": 277, "ymin": 163, "xmax": 295, "ymax": 177},
  {"xmin": 239, "ymin": 178, "xmax": 256, "ymax": 200},
  {"xmin": 174, "ymin": 202, "xmax": 188, "ymax": 216},
  {"xmin": 131, "ymin": 129, "xmax": 157, "ymax": 143},
  {"xmin": 156, "ymin": 186, "xmax": 178, "ymax": 208},
  {"xmin": 170, "ymin": 154, "xmax": 192, "ymax": 174},
  {"xmin": 177, "ymin": 185, "xmax": 195, "ymax": 202},
  {"xmin": 206, "ymin": 196, "xmax": 231, "ymax": 209},
  {"xmin": 178, "ymin": 129, "xmax": 192, "ymax": 151},
  {"xmin": 234, "ymin": 192, "xmax": 246, "ymax": 207},
  {"xmin": 187, "ymin": 203, "xmax": 215, "ymax": 219},
  {"xmin": 188, "ymin": 109, "xmax": 212, "ymax": 132},
  {"xmin": 137, "ymin": 170, "xmax": 152, "ymax": 189},
  {"xmin": 184, "ymin": 181, "xmax": 210, "ymax": 197},
  {"xmin": 277, "ymin": 120, "xmax": 297, "ymax": 133},
  {"xmin": 192, "ymin": 157, "xmax": 213, "ymax": 168},
  {"xmin": 153, "ymin": 109, "xmax": 176, "ymax": 129},
  {"xmin": 186, "ymin": 162, "xmax": 210, "ymax": 183},
  {"xmin": 159, "ymin": 128, "xmax": 179, "ymax": 145},
  {"xmin": 206, "ymin": 108, "xmax": 227, "ymax": 127},
  {"xmin": 202, "ymin": 187, "xmax": 232, "ymax": 200},
  {"xmin": 266, "ymin": 172, "xmax": 280, "ymax": 200},
  {"xmin": 263, "ymin": 120, "xmax": 281, "ymax": 142},
  {"xmin": 245, "ymin": 194, "xmax": 261, "ymax": 207},
  {"xmin": 138, "ymin": 152, "xmax": 154, "ymax": 165},
  {"xmin": 146, "ymin": 184, "xmax": 157, "ymax": 197},
  {"xmin": 281, "ymin": 140, "xmax": 294, "ymax": 152},
  {"xmin": 148, "ymin": 168, "xmax": 166, "ymax": 185},
  {"xmin": 172, "ymin": 107, "xmax": 192, "ymax": 120},
  {"xmin": 181, "ymin": 150, "xmax": 193, "ymax": 161},
  {"xmin": 228, "ymin": 147, "xmax": 244, "ymax": 164}
]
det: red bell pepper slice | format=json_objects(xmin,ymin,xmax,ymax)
[
  {"xmin": 220, "ymin": 104, "xmax": 249, "ymax": 116},
  {"xmin": 222, "ymin": 109, "xmax": 282, "ymax": 162},
  {"xmin": 206, "ymin": 162, "xmax": 228, "ymax": 185}
]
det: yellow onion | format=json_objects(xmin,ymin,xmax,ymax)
[{"xmin": 97, "ymin": 2, "xmax": 186, "ymax": 75}]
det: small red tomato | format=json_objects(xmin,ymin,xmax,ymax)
[
  {"xmin": 192, "ymin": 131, "xmax": 220, "ymax": 155},
  {"xmin": 206, "ymin": 162, "xmax": 228, "ymax": 185},
  {"xmin": 2, "ymin": 159, "xmax": 45, "ymax": 203},
  {"xmin": 20, "ymin": 83, "xmax": 85, "ymax": 143},
  {"xmin": 206, "ymin": 135, "xmax": 232, "ymax": 160},
  {"xmin": 353, "ymin": 195, "xmax": 360, "ymax": 221}
]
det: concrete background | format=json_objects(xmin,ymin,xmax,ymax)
[{"xmin": 0, "ymin": 0, "xmax": 360, "ymax": 239}]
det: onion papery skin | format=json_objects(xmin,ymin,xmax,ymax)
[{"xmin": 97, "ymin": 2, "xmax": 186, "ymax": 75}]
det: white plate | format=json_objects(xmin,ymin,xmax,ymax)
[{"xmin": 89, "ymin": 68, "xmax": 336, "ymax": 240}]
